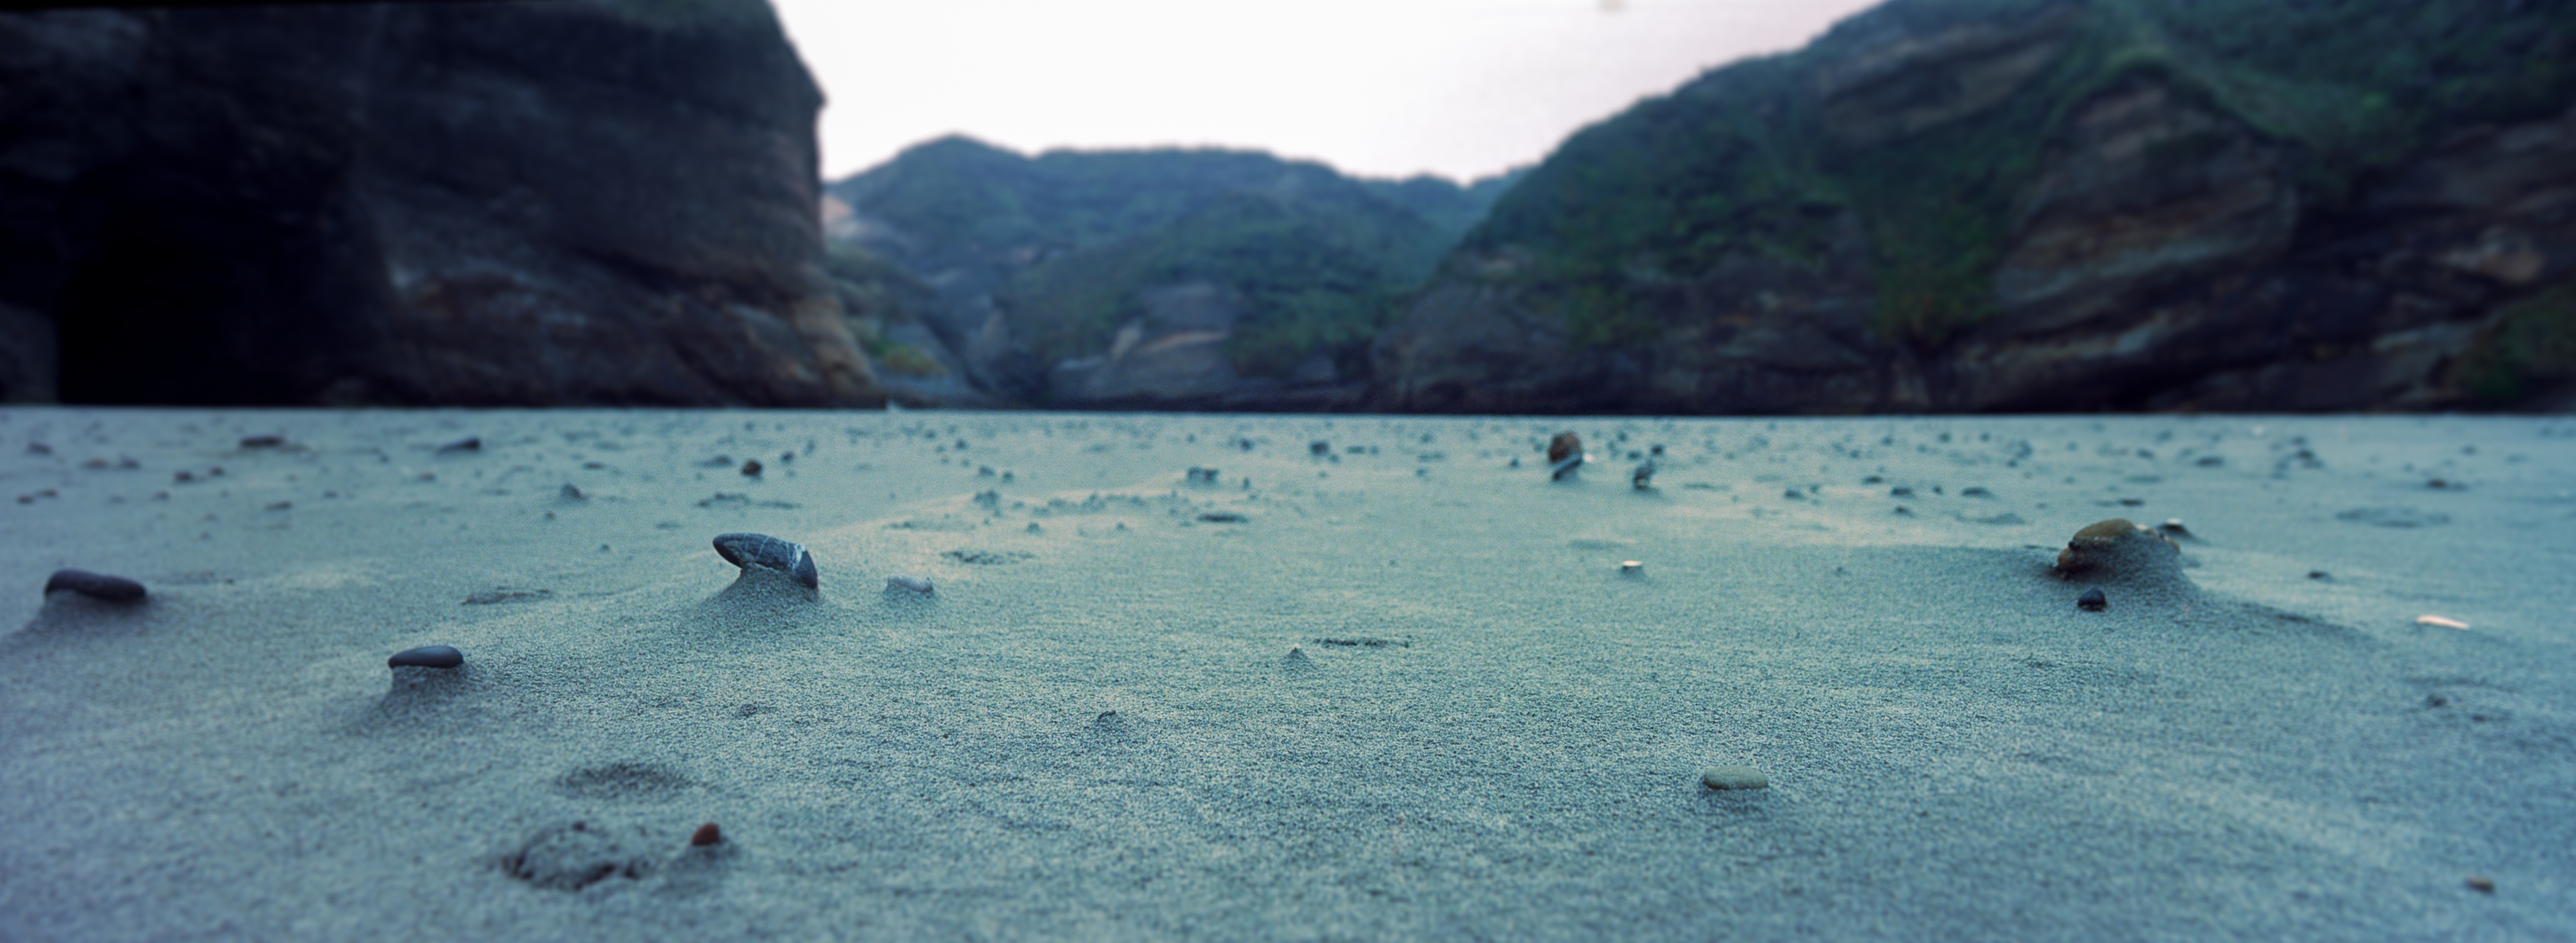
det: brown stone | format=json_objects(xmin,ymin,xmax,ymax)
[{"xmin": 1547, "ymin": 432, "xmax": 1581, "ymax": 465}]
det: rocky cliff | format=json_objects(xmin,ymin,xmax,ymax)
[
  {"xmin": 0, "ymin": 0, "xmax": 878, "ymax": 406},
  {"xmin": 1375, "ymin": 0, "xmax": 2576, "ymax": 413}
]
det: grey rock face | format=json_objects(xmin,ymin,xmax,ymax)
[{"xmin": 0, "ymin": 2, "xmax": 880, "ymax": 407}]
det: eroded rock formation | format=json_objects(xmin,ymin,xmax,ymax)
[{"xmin": 0, "ymin": 1, "xmax": 878, "ymax": 406}]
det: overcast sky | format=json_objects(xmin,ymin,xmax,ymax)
[{"xmin": 770, "ymin": 0, "xmax": 1881, "ymax": 184}]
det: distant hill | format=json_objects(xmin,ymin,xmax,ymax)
[
  {"xmin": 1375, "ymin": 0, "xmax": 2576, "ymax": 413},
  {"xmin": 823, "ymin": 138, "xmax": 1518, "ymax": 407}
]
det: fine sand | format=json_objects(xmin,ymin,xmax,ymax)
[{"xmin": 2, "ymin": 408, "xmax": 2571, "ymax": 940}]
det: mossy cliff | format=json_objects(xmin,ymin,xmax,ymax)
[
  {"xmin": 1374, "ymin": 0, "xmax": 2576, "ymax": 413},
  {"xmin": 825, "ymin": 139, "xmax": 1514, "ymax": 408}
]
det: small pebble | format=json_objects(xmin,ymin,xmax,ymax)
[
  {"xmin": 712, "ymin": 532, "xmax": 818, "ymax": 589},
  {"xmin": 388, "ymin": 644, "xmax": 463, "ymax": 669},
  {"xmin": 1547, "ymin": 432, "xmax": 1580, "ymax": 464},
  {"xmin": 884, "ymin": 574, "xmax": 934, "ymax": 595},
  {"xmin": 2465, "ymin": 876, "xmax": 2495, "ymax": 894},
  {"xmin": 44, "ymin": 568, "xmax": 147, "ymax": 603},
  {"xmin": 239, "ymin": 434, "xmax": 286, "ymax": 448},
  {"xmin": 1701, "ymin": 765, "xmax": 1769, "ymax": 790},
  {"xmin": 2077, "ymin": 587, "xmax": 2107, "ymax": 611},
  {"xmin": 437, "ymin": 436, "xmax": 481, "ymax": 453},
  {"xmin": 689, "ymin": 823, "xmax": 722, "ymax": 847},
  {"xmin": 1186, "ymin": 466, "xmax": 1219, "ymax": 484},
  {"xmin": 2307, "ymin": 570, "xmax": 2330, "ymax": 580},
  {"xmin": 1199, "ymin": 511, "xmax": 1248, "ymax": 523},
  {"xmin": 1310, "ymin": 440, "xmax": 1330, "ymax": 456},
  {"xmin": 2416, "ymin": 614, "xmax": 2469, "ymax": 630},
  {"xmin": 1620, "ymin": 560, "xmax": 1644, "ymax": 575},
  {"xmin": 740, "ymin": 459, "xmax": 763, "ymax": 477},
  {"xmin": 559, "ymin": 483, "xmax": 586, "ymax": 501},
  {"xmin": 1631, "ymin": 463, "xmax": 1654, "ymax": 489}
]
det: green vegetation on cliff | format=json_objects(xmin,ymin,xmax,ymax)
[
  {"xmin": 1463, "ymin": 0, "xmax": 2576, "ymax": 348},
  {"xmin": 995, "ymin": 190, "xmax": 1449, "ymax": 378},
  {"xmin": 831, "ymin": 138, "xmax": 1513, "ymax": 380},
  {"xmin": 823, "ymin": 245, "xmax": 946, "ymax": 377},
  {"xmin": 2458, "ymin": 281, "xmax": 2576, "ymax": 407}
]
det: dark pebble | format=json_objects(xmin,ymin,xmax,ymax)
[
  {"xmin": 1185, "ymin": 466, "xmax": 1219, "ymax": 484},
  {"xmin": 1890, "ymin": 487, "xmax": 1914, "ymax": 497},
  {"xmin": 559, "ymin": 483, "xmax": 586, "ymax": 501},
  {"xmin": 1547, "ymin": 432, "xmax": 1581, "ymax": 465},
  {"xmin": 712, "ymin": 532, "xmax": 818, "ymax": 589},
  {"xmin": 2077, "ymin": 588, "xmax": 2108, "ymax": 612},
  {"xmin": 689, "ymin": 822, "xmax": 723, "ymax": 847},
  {"xmin": 1310, "ymin": 440, "xmax": 1330, "ymax": 456},
  {"xmin": 388, "ymin": 644, "xmax": 464, "ymax": 669},
  {"xmin": 1198, "ymin": 511, "xmax": 1248, "ymax": 523},
  {"xmin": 239, "ymin": 434, "xmax": 286, "ymax": 448},
  {"xmin": 740, "ymin": 459, "xmax": 763, "ymax": 477},
  {"xmin": 2307, "ymin": 570, "xmax": 2330, "ymax": 580},
  {"xmin": 437, "ymin": 436, "xmax": 481, "ymax": 453},
  {"xmin": 1631, "ymin": 463, "xmax": 1655, "ymax": 489},
  {"xmin": 44, "ymin": 568, "xmax": 147, "ymax": 602},
  {"xmin": 2466, "ymin": 876, "xmax": 2495, "ymax": 894}
]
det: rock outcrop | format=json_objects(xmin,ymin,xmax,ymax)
[
  {"xmin": 1371, "ymin": 0, "xmax": 2576, "ymax": 413},
  {"xmin": 0, "ymin": 1, "xmax": 878, "ymax": 406}
]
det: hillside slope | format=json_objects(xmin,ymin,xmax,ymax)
[
  {"xmin": 1374, "ymin": 0, "xmax": 2576, "ymax": 413},
  {"xmin": 826, "ymin": 139, "xmax": 1514, "ymax": 407}
]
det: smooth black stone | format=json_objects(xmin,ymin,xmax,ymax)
[
  {"xmin": 438, "ymin": 436, "xmax": 482, "ymax": 453},
  {"xmin": 44, "ymin": 568, "xmax": 146, "ymax": 602},
  {"xmin": 712, "ymin": 532, "xmax": 818, "ymax": 589},
  {"xmin": 2077, "ymin": 588, "xmax": 2108, "ymax": 612},
  {"xmin": 740, "ymin": 459, "xmax": 763, "ymax": 477},
  {"xmin": 239, "ymin": 434, "xmax": 286, "ymax": 448},
  {"xmin": 1309, "ymin": 440, "xmax": 1330, "ymax": 456},
  {"xmin": 389, "ymin": 644, "xmax": 464, "ymax": 669}
]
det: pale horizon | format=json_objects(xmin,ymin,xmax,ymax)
[{"xmin": 771, "ymin": 0, "xmax": 1883, "ymax": 183}]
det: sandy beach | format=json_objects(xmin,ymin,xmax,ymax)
[{"xmin": 2, "ymin": 407, "xmax": 2570, "ymax": 940}]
